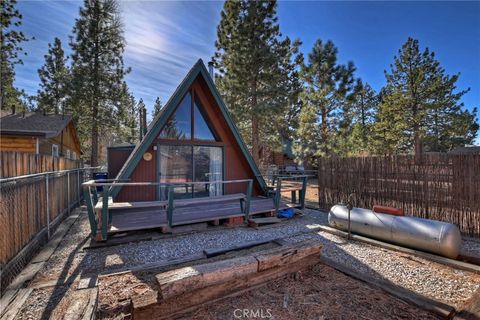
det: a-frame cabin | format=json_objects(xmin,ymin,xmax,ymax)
[
  {"xmin": 82, "ymin": 60, "xmax": 300, "ymax": 240},
  {"xmin": 110, "ymin": 59, "xmax": 267, "ymax": 202}
]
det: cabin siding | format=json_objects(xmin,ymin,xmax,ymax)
[
  {"xmin": 116, "ymin": 145, "xmax": 157, "ymax": 202},
  {"xmin": 0, "ymin": 123, "xmax": 81, "ymax": 157},
  {"xmin": 0, "ymin": 136, "xmax": 36, "ymax": 153},
  {"xmin": 108, "ymin": 147, "xmax": 134, "ymax": 178}
]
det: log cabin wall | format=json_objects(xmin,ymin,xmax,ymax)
[{"xmin": 0, "ymin": 136, "xmax": 37, "ymax": 153}]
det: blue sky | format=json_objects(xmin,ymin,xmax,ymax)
[{"xmin": 15, "ymin": 1, "xmax": 480, "ymax": 129}]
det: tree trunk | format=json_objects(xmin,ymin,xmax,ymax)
[
  {"xmin": 251, "ymin": 76, "xmax": 259, "ymax": 164},
  {"xmin": 252, "ymin": 114, "xmax": 259, "ymax": 164},
  {"xmin": 321, "ymin": 106, "xmax": 328, "ymax": 156},
  {"xmin": 91, "ymin": 102, "xmax": 98, "ymax": 167}
]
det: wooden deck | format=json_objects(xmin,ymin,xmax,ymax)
[{"xmin": 107, "ymin": 197, "xmax": 289, "ymax": 234}]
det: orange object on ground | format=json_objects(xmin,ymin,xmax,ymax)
[{"xmin": 372, "ymin": 205, "xmax": 404, "ymax": 216}]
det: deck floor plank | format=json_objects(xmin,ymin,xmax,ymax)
[{"xmin": 107, "ymin": 197, "xmax": 288, "ymax": 234}]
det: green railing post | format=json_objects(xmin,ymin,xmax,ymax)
[
  {"xmin": 244, "ymin": 180, "xmax": 253, "ymax": 221},
  {"xmin": 167, "ymin": 185, "xmax": 174, "ymax": 227},
  {"xmin": 92, "ymin": 187, "xmax": 98, "ymax": 204},
  {"xmin": 83, "ymin": 186, "xmax": 97, "ymax": 238},
  {"xmin": 102, "ymin": 187, "xmax": 109, "ymax": 241},
  {"xmin": 300, "ymin": 176, "xmax": 307, "ymax": 210}
]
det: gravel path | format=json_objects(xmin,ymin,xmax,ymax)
[{"xmin": 16, "ymin": 206, "xmax": 480, "ymax": 318}]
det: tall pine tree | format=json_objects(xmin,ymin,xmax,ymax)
[
  {"xmin": 293, "ymin": 39, "xmax": 355, "ymax": 161},
  {"xmin": 69, "ymin": 0, "xmax": 130, "ymax": 165},
  {"xmin": 116, "ymin": 82, "xmax": 138, "ymax": 144},
  {"xmin": 348, "ymin": 80, "xmax": 378, "ymax": 155},
  {"xmin": 151, "ymin": 97, "xmax": 162, "ymax": 119},
  {"xmin": 37, "ymin": 37, "xmax": 69, "ymax": 114},
  {"xmin": 0, "ymin": 0, "xmax": 29, "ymax": 111},
  {"xmin": 375, "ymin": 37, "xmax": 478, "ymax": 154},
  {"xmin": 212, "ymin": 0, "xmax": 300, "ymax": 163}
]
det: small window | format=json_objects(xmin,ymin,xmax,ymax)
[
  {"xmin": 66, "ymin": 149, "xmax": 71, "ymax": 159},
  {"xmin": 72, "ymin": 152, "xmax": 77, "ymax": 160},
  {"xmin": 52, "ymin": 144, "xmax": 59, "ymax": 157}
]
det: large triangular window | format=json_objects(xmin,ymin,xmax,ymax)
[
  {"xmin": 194, "ymin": 97, "xmax": 218, "ymax": 141},
  {"xmin": 159, "ymin": 92, "xmax": 192, "ymax": 139},
  {"xmin": 158, "ymin": 90, "xmax": 219, "ymax": 141}
]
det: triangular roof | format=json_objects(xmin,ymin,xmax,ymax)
[{"xmin": 111, "ymin": 59, "xmax": 267, "ymax": 197}]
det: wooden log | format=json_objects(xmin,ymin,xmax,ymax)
[
  {"xmin": 133, "ymin": 255, "xmax": 320, "ymax": 320},
  {"xmin": 157, "ymin": 255, "xmax": 258, "ymax": 300},
  {"xmin": 0, "ymin": 288, "xmax": 32, "ymax": 320},
  {"xmin": 248, "ymin": 217, "xmax": 281, "ymax": 229},
  {"xmin": 61, "ymin": 288, "xmax": 98, "ymax": 320},
  {"xmin": 455, "ymin": 287, "xmax": 480, "ymax": 320},
  {"xmin": 255, "ymin": 240, "xmax": 322, "ymax": 271}
]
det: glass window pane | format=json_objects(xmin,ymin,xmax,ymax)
[
  {"xmin": 193, "ymin": 146, "xmax": 223, "ymax": 197},
  {"xmin": 159, "ymin": 92, "xmax": 191, "ymax": 139},
  {"xmin": 194, "ymin": 98, "xmax": 217, "ymax": 141},
  {"xmin": 158, "ymin": 145, "xmax": 193, "ymax": 200}
]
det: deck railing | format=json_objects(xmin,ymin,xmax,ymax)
[
  {"xmin": 82, "ymin": 179, "xmax": 253, "ymax": 241},
  {"xmin": 260, "ymin": 174, "xmax": 313, "ymax": 211}
]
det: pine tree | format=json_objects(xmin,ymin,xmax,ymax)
[
  {"xmin": 212, "ymin": 0, "xmax": 300, "ymax": 163},
  {"xmin": 375, "ymin": 37, "xmax": 478, "ymax": 154},
  {"xmin": 37, "ymin": 37, "xmax": 69, "ymax": 114},
  {"xmin": 116, "ymin": 82, "xmax": 138, "ymax": 144},
  {"xmin": 69, "ymin": 0, "xmax": 130, "ymax": 165},
  {"xmin": 152, "ymin": 97, "xmax": 162, "ymax": 119},
  {"xmin": 424, "ymin": 74, "xmax": 478, "ymax": 152},
  {"xmin": 0, "ymin": 0, "xmax": 29, "ymax": 111},
  {"xmin": 294, "ymin": 39, "xmax": 355, "ymax": 160},
  {"xmin": 348, "ymin": 80, "xmax": 378, "ymax": 155}
]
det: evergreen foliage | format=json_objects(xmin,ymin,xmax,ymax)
[
  {"xmin": 212, "ymin": 0, "xmax": 301, "ymax": 163},
  {"xmin": 374, "ymin": 37, "xmax": 478, "ymax": 154},
  {"xmin": 0, "ymin": 0, "xmax": 29, "ymax": 111},
  {"xmin": 152, "ymin": 96, "xmax": 162, "ymax": 119},
  {"xmin": 293, "ymin": 39, "xmax": 356, "ymax": 162},
  {"xmin": 69, "ymin": 0, "xmax": 130, "ymax": 165},
  {"xmin": 37, "ymin": 37, "xmax": 69, "ymax": 114}
]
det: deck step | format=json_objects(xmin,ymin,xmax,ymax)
[{"xmin": 248, "ymin": 217, "xmax": 282, "ymax": 229}]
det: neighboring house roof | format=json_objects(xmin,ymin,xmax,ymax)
[
  {"xmin": 0, "ymin": 112, "xmax": 73, "ymax": 138},
  {"xmin": 111, "ymin": 59, "xmax": 267, "ymax": 197},
  {"xmin": 448, "ymin": 146, "xmax": 480, "ymax": 154}
]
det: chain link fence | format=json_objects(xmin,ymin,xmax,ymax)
[{"xmin": 0, "ymin": 167, "xmax": 100, "ymax": 293}]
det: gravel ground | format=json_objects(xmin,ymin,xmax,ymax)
[{"xmin": 14, "ymin": 206, "xmax": 480, "ymax": 319}]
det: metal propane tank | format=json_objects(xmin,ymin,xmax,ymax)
[{"xmin": 328, "ymin": 205, "xmax": 462, "ymax": 259}]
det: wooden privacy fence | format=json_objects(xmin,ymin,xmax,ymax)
[
  {"xmin": 317, "ymin": 154, "xmax": 480, "ymax": 237},
  {"xmin": 0, "ymin": 151, "xmax": 81, "ymax": 178},
  {"xmin": 0, "ymin": 152, "xmax": 99, "ymax": 292}
]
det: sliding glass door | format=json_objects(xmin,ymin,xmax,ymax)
[{"xmin": 157, "ymin": 144, "xmax": 223, "ymax": 200}]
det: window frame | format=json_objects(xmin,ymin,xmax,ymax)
[
  {"xmin": 52, "ymin": 144, "xmax": 59, "ymax": 157},
  {"xmin": 158, "ymin": 88, "xmax": 220, "ymax": 143}
]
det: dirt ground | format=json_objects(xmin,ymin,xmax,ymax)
[
  {"xmin": 181, "ymin": 263, "xmax": 441, "ymax": 320},
  {"xmin": 95, "ymin": 256, "xmax": 441, "ymax": 320}
]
